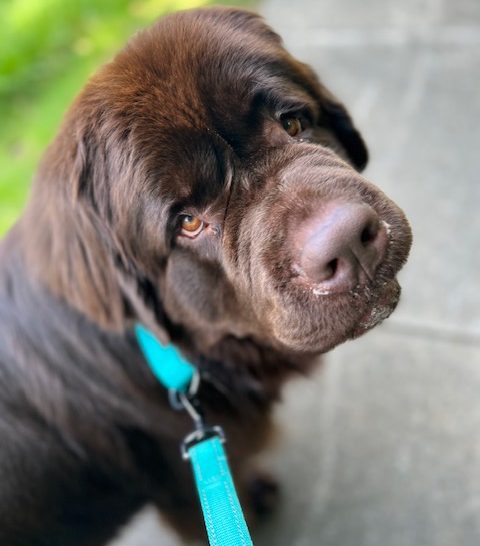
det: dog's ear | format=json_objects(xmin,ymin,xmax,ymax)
[
  {"xmin": 23, "ymin": 124, "xmax": 124, "ymax": 331},
  {"xmin": 296, "ymin": 62, "xmax": 369, "ymax": 171},
  {"xmin": 24, "ymin": 116, "xmax": 170, "ymax": 343},
  {"xmin": 319, "ymin": 96, "xmax": 369, "ymax": 171}
]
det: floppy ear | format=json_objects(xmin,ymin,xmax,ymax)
[
  {"xmin": 24, "ymin": 117, "xmax": 170, "ymax": 343},
  {"xmin": 295, "ymin": 62, "xmax": 368, "ymax": 171},
  {"xmin": 319, "ymin": 96, "xmax": 369, "ymax": 171}
]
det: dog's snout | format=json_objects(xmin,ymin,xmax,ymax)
[{"xmin": 294, "ymin": 202, "xmax": 388, "ymax": 292}]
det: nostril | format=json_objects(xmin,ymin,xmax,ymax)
[
  {"xmin": 326, "ymin": 258, "xmax": 338, "ymax": 279},
  {"xmin": 312, "ymin": 257, "xmax": 338, "ymax": 283},
  {"xmin": 360, "ymin": 220, "xmax": 379, "ymax": 246}
]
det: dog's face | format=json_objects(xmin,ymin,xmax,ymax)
[{"xmin": 30, "ymin": 8, "xmax": 411, "ymax": 355}]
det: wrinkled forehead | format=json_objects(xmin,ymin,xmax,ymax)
[
  {"xmin": 105, "ymin": 10, "xmax": 325, "ymax": 202},
  {"xmin": 111, "ymin": 10, "xmax": 320, "ymax": 128}
]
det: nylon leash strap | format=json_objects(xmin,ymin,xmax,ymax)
[
  {"xmin": 188, "ymin": 437, "xmax": 253, "ymax": 546},
  {"xmin": 134, "ymin": 324, "xmax": 254, "ymax": 546}
]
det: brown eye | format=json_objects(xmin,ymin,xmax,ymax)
[
  {"xmin": 180, "ymin": 215, "xmax": 204, "ymax": 237},
  {"xmin": 281, "ymin": 116, "xmax": 303, "ymax": 137}
]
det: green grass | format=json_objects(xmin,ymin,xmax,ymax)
[{"xmin": 0, "ymin": 0, "xmax": 251, "ymax": 235}]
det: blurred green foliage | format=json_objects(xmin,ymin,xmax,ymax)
[{"xmin": 0, "ymin": 0, "xmax": 250, "ymax": 235}]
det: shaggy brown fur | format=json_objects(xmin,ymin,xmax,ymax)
[{"xmin": 0, "ymin": 7, "xmax": 411, "ymax": 545}]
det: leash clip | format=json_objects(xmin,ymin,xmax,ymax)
[
  {"xmin": 166, "ymin": 369, "xmax": 227, "ymax": 460},
  {"xmin": 176, "ymin": 391, "xmax": 226, "ymax": 460},
  {"xmin": 170, "ymin": 378, "xmax": 226, "ymax": 460}
]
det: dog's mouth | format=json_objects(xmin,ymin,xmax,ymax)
[{"xmin": 267, "ymin": 269, "xmax": 402, "ymax": 353}]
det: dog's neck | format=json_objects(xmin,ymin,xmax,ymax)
[{"xmin": 1, "ymin": 228, "xmax": 313, "ymax": 452}]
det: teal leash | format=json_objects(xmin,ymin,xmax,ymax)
[{"xmin": 134, "ymin": 324, "xmax": 254, "ymax": 546}]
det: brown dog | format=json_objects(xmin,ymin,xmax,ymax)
[{"xmin": 0, "ymin": 7, "xmax": 412, "ymax": 545}]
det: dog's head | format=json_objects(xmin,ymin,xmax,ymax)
[{"xmin": 26, "ymin": 8, "xmax": 411, "ymax": 355}]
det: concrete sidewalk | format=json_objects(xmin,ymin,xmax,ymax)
[{"xmin": 113, "ymin": 0, "xmax": 480, "ymax": 544}]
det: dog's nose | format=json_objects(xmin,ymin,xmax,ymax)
[{"xmin": 295, "ymin": 202, "xmax": 388, "ymax": 292}]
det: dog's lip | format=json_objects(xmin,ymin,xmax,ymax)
[
  {"xmin": 350, "ymin": 278, "xmax": 401, "ymax": 337},
  {"xmin": 290, "ymin": 272, "xmax": 401, "ymax": 333},
  {"xmin": 271, "ymin": 275, "xmax": 401, "ymax": 353}
]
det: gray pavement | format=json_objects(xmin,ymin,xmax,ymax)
[{"xmin": 112, "ymin": 0, "xmax": 480, "ymax": 544}]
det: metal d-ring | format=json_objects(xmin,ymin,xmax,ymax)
[
  {"xmin": 181, "ymin": 425, "xmax": 226, "ymax": 460},
  {"xmin": 188, "ymin": 368, "xmax": 201, "ymax": 397}
]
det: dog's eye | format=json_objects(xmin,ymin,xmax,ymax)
[
  {"xmin": 281, "ymin": 116, "xmax": 303, "ymax": 137},
  {"xmin": 179, "ymin": 215, "xmax": 204, "ymax": 238}
]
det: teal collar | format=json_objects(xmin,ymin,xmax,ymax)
[{"xmin": 134, "ymin": 323, "xmax": 196, "ymax": 392}]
